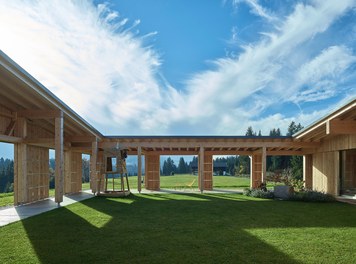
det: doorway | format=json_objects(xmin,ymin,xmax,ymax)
[{"xmin": 340, "ymin": 149, "xmax": 356, "ymax": 196}]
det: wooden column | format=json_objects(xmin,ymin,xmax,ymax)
[
  {"xmin": 303, "ymin": 155, "xmax": 313, "ymax": 190},
  {"xmin": 203, "ymin": 153, "xmax": 213, "ymax": 190},
  {"xmin": 137, "ymin": 146, "xmax": 142, "ymax": 193},
  {"xmin": 144, "ymin": 154, "xmax": 160, "ymax": 190},
  {"xmin": 55, "ymin": 112, "xmax": 64, "ymax": 204},
  {"xmin": 90, "ymin": 139, "xmax": 98, "ymax": 194},
  {"xmin": 251, "ymin": 154, "xmax": 262, "ymax": 188},
  {"xmin": 14, "ymin": 117, "xmax": 27, "ymax": 205},
  {"xmin": 262, "ymin": 147, "xmax": 267, "ymax": 183},
  {"xmin": 199, "ymin": 146, "xmax": 204, "ymax": 193},
  {"xmin": 249, "ymin": 155, "xmax": 253, "ymax": 188},
  {"xmin": 97, "ymin": 150, "xmax": 105, "ymax": 194}
]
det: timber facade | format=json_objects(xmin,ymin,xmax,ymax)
[{"xmin": 1, "ymin": 50, "xmax": 355, "ymax": 205}]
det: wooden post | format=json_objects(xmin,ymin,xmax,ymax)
[
  {"xmin": 303, "ymin": 155, "xmax": 313, "ymax": 189},
  {"xmin": 251, "ymin": 154, "xmax": 262, "ymax": 188},
  {"xmin": 14, "ymin": 117, "xmax": 28, "ymax": 205},
  {"xmin": 55, "ymin": 112, "xmax": 64, "ymax": 204},
  {"xmin": 137, "ymin": 146, "xmax": 142, "ymax": 193},
  {"xmin": 90, "ymin": 139, "xmax": 98, "ymax": 194},
  {"xmin": 262, "ymin": 147, "xmax": 267, "ymax": 183},
  {"xmin": 199, "ymin": 146, "xmax": 204, "ymax": 193}
]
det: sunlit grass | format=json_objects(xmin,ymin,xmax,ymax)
[
  {"xmin": 1, "ymin": 194, "xmax": 356, "ymax": 263},
  {"xmin": 105, "ymin": 174, "xmax": 250, "ymax": 190},
  {"xmin": 0, "ymin": 192, "xmax": 13, "ymax": 207}
]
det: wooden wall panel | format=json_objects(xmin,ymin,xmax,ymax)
[
  {"xmin": 0, "ymin": 106, "xmax": 12, "ymax": 135},
  {"xmin": 64, "ymin": 151, "xmax": 82, "ymax": 194},
  {"xmin": 312, "ymin": 151, "xmax": 339, "ymax": 195},
  {"xmin": 251, "ymin": 154, "xmax": 262, "ymax": 188},
  {"xmin": 200, "ymin": 154, "xmax": 213, "ymax": 190},
  {"xmin": 26, "ymin": 146, "xmax": 49, "ymax": 203},
  {"xmin": 318, "ymin": 134, "xmax": 356, "ymax": 152},
  {"xmin": 145, "ymin": 154, "xmax": 160, "ymax": 190},
  {"xmin": 97, "ymin": 151, "xmax": 105, "ymax": 193}
]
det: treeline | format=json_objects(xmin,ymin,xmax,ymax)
[
  {"xmin": 161, "ymin": 157, "xmax": 192, "ymax": 176},
  {"xmin": 244, "ymin": 121, "xmax": 304, "ymax": 179},
  {"xmin": 0, "ymin": 158, "xmax": 14, "ymax": 193},
  {"xmin": 160, "ymin": 121, "xmax": 304, "ymax": 179}
]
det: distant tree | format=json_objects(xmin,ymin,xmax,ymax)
[
  {"xmin": 238, "ymin": 155, "xmax": 250, "ymax": 175},
  {"xmin": 268, "ymin": 128, "xmax": 282, "ymax": 171},
  {"xmin": 162, "ymin": 157, "xmax": 176, "ymax": 176},
  {"xmin": 287, "ymin": 122, "xmax": 304, "ymax": 179},
  {"xmin": 287, "ymin": 121, "xmax": 303, "ymax": 136},
  {"xmin": 177, "ymin": 157, "xmax": 188, "ymax": 174},
  {"xmin": 269, "ymin": 128, "xmax": 281, "ymax": 136},
  {"xmin": 82, "ymin": 158, "xmax": 90, "ymax": 182},
  {"xmin": 245, "ymin": 126, "xmax": 256, "ymax": 136},
  {"xmin": 0, "ymin": 158, "xmax": 14, "ymax": 193}
]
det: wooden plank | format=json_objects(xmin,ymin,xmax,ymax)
[
  {"xmin": 326, "ymin": 119, "xmax": 356, "ymax": 135},
  {"xmin": 144, "ymin": 154, "xmax": 160, "ymax": 190},
  {"xmin": 303, "ymin": 155, "xmax": 313, "ymax": 189},
  {"xmin": 0, "ymin": 134, "xmax": 22, "ymax": 143},
  {"xmin": 204, "ymin": 153, "xmax": 213, "ymax": 190},
  {"xmin": 137, "ymin": 146, "xmax": 142, "ymax": 193},
  {"xmin": 17, "ymin": 109, "xmax": 61, "ymax": 119},
  {"xmin": 261, "ymin": 147, "xmax": 266, "ymax": 183},
  {"xmin": 99, "ymin": 140, "xmax": 320, "ymax": 150},
  {"xmin": 199, "ymin": 147, "xmax": 204, "ymax": 192},
  {"xmin": 90, "ymin": 139, "xmax": 98, "ymax": 194},
  {"xmin": 55, "ymin": 112, "xmax": 64, "ymax": 204},
  {"xmin": 64, "ymin": 150, "xmax": 72, "ymax": 194}
]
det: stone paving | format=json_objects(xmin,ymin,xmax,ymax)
[{"xmin": 0, "ymin": 191, "xmax": 94, "ymax": 227}]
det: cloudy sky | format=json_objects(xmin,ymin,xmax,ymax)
[{"xmin": 0, "ymin": 0, "xmax": 356, "ymax": 137}]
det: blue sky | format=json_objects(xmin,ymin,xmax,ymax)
[{"xmin": 0, "ymin": 0, "xmax": 355, "ymax": 153}]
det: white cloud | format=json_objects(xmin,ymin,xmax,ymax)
[
  {"xmin": 0, "ymin": 0, "xmax": 165, "ymax": 134},
  {"xmin": 231, "ymin": 0, "xmax": 277, "ymax": 22},
  {"xmin": 0, "ymin": 0, "xmax": 355, "ymax": 136},
  {"xmin": 173, "ymin": 0, "xmax": 356, "ymax": 134}
]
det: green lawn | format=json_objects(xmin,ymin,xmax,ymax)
[
  {"xmin": 106, "ymin": 174, "xmax": 250, "ymax": 190},
  {"xmin": 0, "ymin": 193, "xmax": 13, "ymax": 207},
  {"xmin": 0, "ymin": 194, "xmax": 356, "ymax": 263}
]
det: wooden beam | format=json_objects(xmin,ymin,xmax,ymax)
[
  {"xmin": 137, "ymin": 146, "xmax": 142, "ymax": 193},
  {"xmin": 66, "ymin": 135, "xmax": 97, "ymax": 143},
  {"xmin": 0, "ymin": 134, "xmax": 22, "ymax": 143},
  {"xmin": 99, "ymin": 140, "xmax": 320, "ymax": 150},
  {"xmin": 266, "ymin": 150, "xmax": 311, "ymax": 156},
  {"xmin": 0, "ymin": 110, "xmax": 15, "ymax": 119},
  {"xmin": 55, "ymin": 112, "xmax": 64, "ymax": 204},
  {"xmin": 205, "ymin": 150, "xmax": 253, "ymax": 155},
  {"xmin": 24, "ymin": 138, "xmax": 54, "ymax": 144},
  {"xmin": 18, "ymin": 109, "xmax": 61, "ymax": 119},
  {"xmin": 142, "ymin": 150, "xmax": 199, "ymax": 156},
  {"xmin": 326, "ymin": 119, "xmax": 356, "ymax": 135}
]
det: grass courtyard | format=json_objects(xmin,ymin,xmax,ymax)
[
  {"xmin": 0, "ymin": 175, "xmax": 250, "ymax": 207},
  {"xmin": 1, "ymin": 193, "xmax": 356, "ymax": 263}
]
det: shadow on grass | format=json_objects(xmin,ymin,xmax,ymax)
[{"xmin": 16, "ymin": 193, "xmax": 356, "ymax": 263}]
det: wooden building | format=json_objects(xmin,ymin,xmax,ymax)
[{"xmin": 0, "ymin": 50, "xmax": 355, "ymax": 205}]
